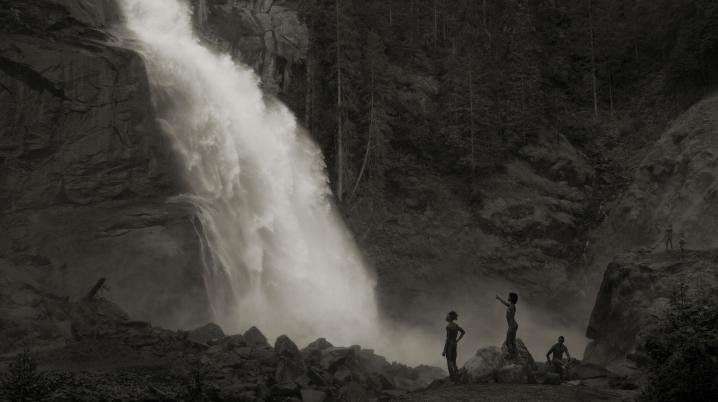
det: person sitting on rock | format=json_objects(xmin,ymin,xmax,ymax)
[
  {"xmin": 442, "ymin": 311, "xmax": 465, "ymax": 383},
  {"xmin": 546, "ymin": 336, "xmax": 572, "ymax": 381},
  {"xmin": 496, "ymin": 292, "xmax": 519, "ymax": 361},
  {"xmin": 665, "ymin": 224, "xmax": 673, "ymax": 250}
]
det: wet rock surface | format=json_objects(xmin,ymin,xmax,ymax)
[{"xmin": 0, "ymin": 0, "xmax": 211, "ymax": 330}]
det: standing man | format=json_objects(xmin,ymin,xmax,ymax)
[
  {"xmin": 496, "ymin": 293, "xmax": 519, "ymax": 361},
  {"xmin": 442, "ymin": 311, "xmax": 465, "ymax": 383},
  {"xmin": 665, "ymin": 224, "xmax": 673, "ymax": 250},
  {"xmin": 546, "ymin": 336, "xmax": 572, "ymax": 380}
]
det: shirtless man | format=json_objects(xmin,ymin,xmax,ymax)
[
  {"xmin": 442, "ymin": 311, "xmax": 465, "ymax": 383},
  {"xmin": 496, "ymin": 292, "xmax": 519, "ymax": 361},
  {"xmin": 547, "ymin": 336, "xmax": 572, "ymax": 380}
]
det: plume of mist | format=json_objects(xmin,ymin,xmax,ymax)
[
  {"xmin": 118, "ymin": 0, "xmax": 589, "ymax": 368},
  {"xmin": 117, "ymin": 0, "xmax": 443, "ymax": 365}
]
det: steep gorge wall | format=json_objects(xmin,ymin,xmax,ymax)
[
  {"xmin": 0, "ymin": 0, "xmax": 211, "ymax": 335},
  {"xmin": 584, "ymin": 94, "xmax": 718, "ymax": 367}
]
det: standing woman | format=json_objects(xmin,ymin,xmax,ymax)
[
  {"xmin": 442, "ymin": 311, "xmax": 466, "ymax": 383},
  {"xmin": 496, "ymin": 292, "xmax": 519, "ymax": 361}
]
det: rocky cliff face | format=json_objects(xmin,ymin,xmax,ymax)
[
  {"xmin": 192, "ymin": 0, "xmax": 308, "ymax": 95},
  {"xmin": 587, "ymin": 95, "xmax": 718, "ymax": 276},
  {"xmin": 0, "ymin": 0, "xmax": 211, "ymax": 335},
  {"xmin": 583, "ymin": 94, "xmax": 718, "ymax": 369}
]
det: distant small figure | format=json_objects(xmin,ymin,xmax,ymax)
[
  {"xmin": 679, "ymin": 232, "xmax": 686, "ymax": 258},
  {"xmin": 546, "ymin": 336, "xmax": 572, "ymax": 381},
  {"xmin": 665, "ymin": 224, "xmax": 673, "ymax": 250},
  {"xmin": 496, "ymin": 292, "xmax": 519, "ymax": 361},
  {"xmin": 442, "ymin": 311, "xmax": 465, "ymax": 383}
]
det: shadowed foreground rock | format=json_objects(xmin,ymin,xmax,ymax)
[
  {"xmin": 584, "ymin": 250, "xmax": 718, "ymax": 371},
  {"xmin": 0, "ymin": 294, "xmax": 443, "ymax": 401}
]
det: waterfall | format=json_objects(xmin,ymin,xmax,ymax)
[{"xmin": 118, "ymin": 0, "xmax": 382, "ymax": 348}]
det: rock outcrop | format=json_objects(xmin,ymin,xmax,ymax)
[
  {"xmin": 586, "ymin": 95, "xmax": 718, "ymax": 288},
  {"xmin": 582, "ymin": 94, "xmax": 718, "ymax": 368},
  {"xmin": 584, "ymin": 251, "xmax": 718, "ymax": 369},
  {"xmin": 462, "ymin": 339, "xmax": 537, "ymax": 384},
  {"xmin": 0, "ymin": 1, "xmax": 211, "ymax": 330}
]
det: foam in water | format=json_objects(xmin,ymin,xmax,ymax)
[{"xmin": 118, "ymin": 0, "xmax": 382, "ymax": 348}]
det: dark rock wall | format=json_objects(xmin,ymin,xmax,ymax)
[
  {"xmin": 584, "ymin": 251, "xmax": 718, "ymax": 370},
  {"xmin": 0, "ymin": 0, "xmax": 211, "ymax": 329}
]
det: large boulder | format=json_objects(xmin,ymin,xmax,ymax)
[
  {"xmin": 187, "ymin": 323, "xmax": 225, "ymax": 345},
  {"xmin": 463, "ymin": 346, "xmax": 503, "ymax": 382},
  {"xmin": 462, "ymin": 339, "xmax": 536, "ymax": 384},
  {"xmin": 584, "ymin": 251, "xmax": 718, "ymax": 368},
  {"xmin": 275, "ymin": 335, "xmax": 307, "ymax": 384}
]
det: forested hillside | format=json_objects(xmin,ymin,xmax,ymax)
[{"xmin": 290, "ymin": 0, "xmax": 718, "ymax": 198}]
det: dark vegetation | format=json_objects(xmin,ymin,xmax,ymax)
[
  {"xmin": 273, "ymin": 0, "xmax": 718, "ymax": 203},
  {"xmin": 0, "ymin": 350, "xmax": 60, "ymax": 402},
  {"xmin": 638, "ymin": 286, "xmax": 718, "ymax": 402}
]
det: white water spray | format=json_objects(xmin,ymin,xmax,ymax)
[{"xmin": 119, "ymin": 0, "xmax": 384, "ymax": 348}]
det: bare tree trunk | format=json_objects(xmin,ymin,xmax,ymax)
[
  {"xmin": 608, "ymin": 70, "xmax": 614, "ymax": 118},
  {"xmin": 388, "ymin": 1, "xmax": 392, "ymax": 25},
  {"xmin": 469, "ymin": 69, "xmax": 476, "ymax": 179},
  {"xmin": 336, "ymin": 0, "xmax": 344, "ymax": 201},
  {"xmin": 350, "ymin": 68, "xmax": 374, "ymax": 201},
  {"xmin": 483, "ymin": 0, "xmax": 487, "ymax": 27},
  {"xmin": 433, "ymin": 0, "xmax": 438, "ymax": 44},
  {"xmin": 589, "ymin": 0, "xmax": 598, "ymax": 118}
]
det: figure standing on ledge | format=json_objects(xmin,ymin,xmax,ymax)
[
  {"xmin": 546, "ymin": 336, "xmax": 572, "ymax": 381},
  {"xmin": 496, "ymin": 292, "xmax": 519, "ymax": 361},
  {"xmin": 442, "ymin": 311, "xmax": 465, "ymax": 383},
  {"xmin": 665, "ymin": 224, "xmax": 673, "ymax": 250}
]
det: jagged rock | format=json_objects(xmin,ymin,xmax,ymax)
[
  {"xmin": 188, "ymin": 323, "xmax": 225, "ymax": 345},
  {"xmin": 302, "ymin": 337, "xmax": 333, "ymax": 362},
  {"xmin": 319, "ymin": 347, "xmax": 354, "ymax": 371},
  {"xmin": 244, "ymin": 326, "xmax": 269, "ymax": 346},
  {"xmin": 275, "ymin": 335, "xmax": 307, "ymax": 384},
  {"xmin": 333, "ymin": 365, "xmax": 352, "ymax": 383}
]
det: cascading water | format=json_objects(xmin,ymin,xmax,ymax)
[{"xmin": 118, "ymin": 0, "xmax": 383, "ymax": 348}]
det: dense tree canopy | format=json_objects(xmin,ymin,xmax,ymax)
[{"xmin": 289, "ymin": 0, "xmax": 718, "ymax": 201}]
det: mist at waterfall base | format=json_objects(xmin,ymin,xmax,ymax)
[
  {"xmin": 119, "ymin": 0, "xmax": 589, "ymax": 368},
  {"xmin": 119, "ymin": 0, "xmax": 435, "ymax": 366}
]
